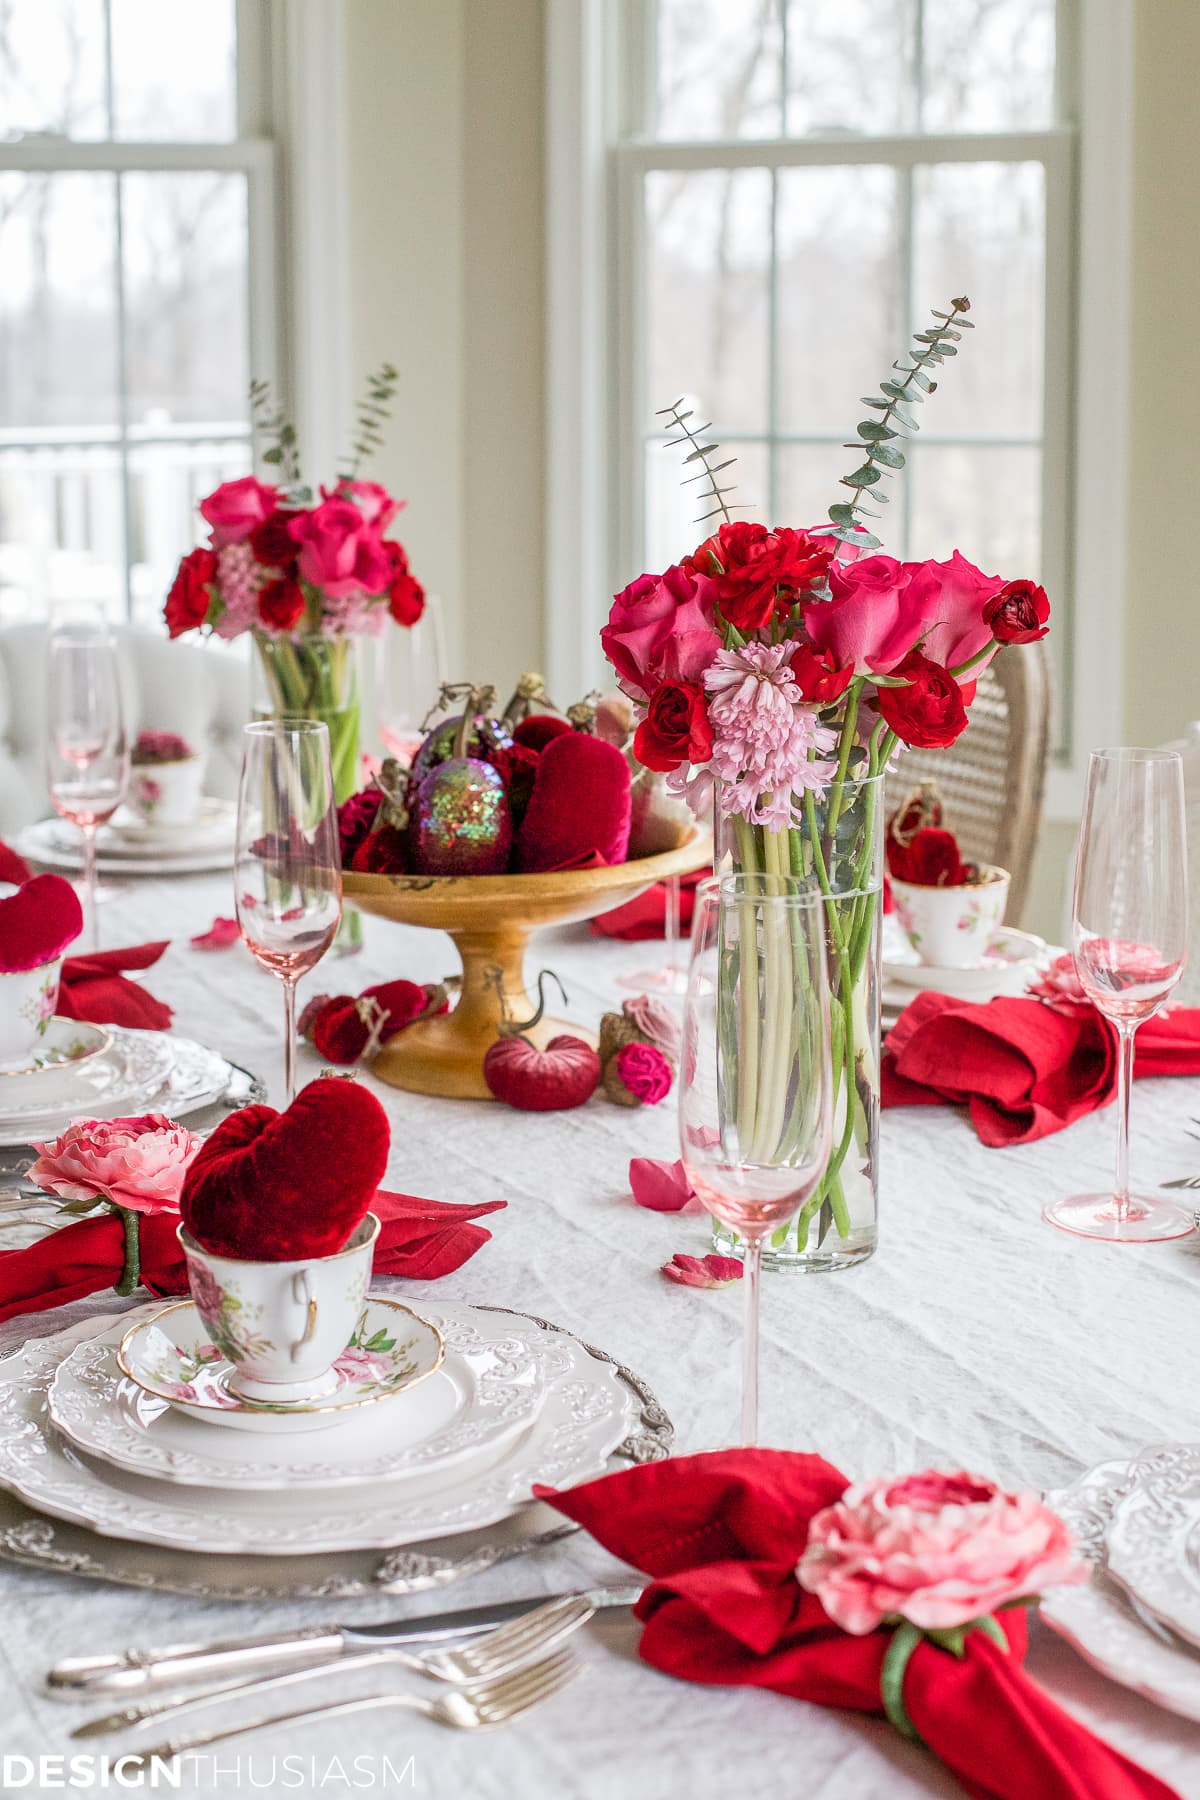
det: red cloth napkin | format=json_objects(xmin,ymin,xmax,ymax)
[
  {"xmin": 591, "ymin": 868, "xmax": 711, "ymax": 940},
  {"xmin": 543, "ymin": 1450, "xmax": 1179, "ymax": 1800},
  {"xmin": 882, "ymin": 991, "xmax": 1200, "ymax": 1146},
  {"xmin": 57, "ymin": 942, "xmax": 174, "ymax": 1031},
  {"xmin": 0, "ymin": 1188, "xmax": 505, "ymax": 1326}
]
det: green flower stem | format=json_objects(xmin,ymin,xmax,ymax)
[
  {"xmin": 255, "ymin": 632, "xmax": 361, "ymax": 803},
  {"xmin": 112, "ymin": 1206, "xmax": 141, "ymax": 1297},
  {"xmin": 881, "ymin": 1614, "xmax": 1009, "ymax": 1746}
]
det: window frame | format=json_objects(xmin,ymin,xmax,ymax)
[{"xmin": 544, "ymin": 0, "xmax": 1133, "ymax": 820}]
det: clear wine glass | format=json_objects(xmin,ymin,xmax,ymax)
[
  {"xmin": 681, "ymin": 874, "xmax": 834, "ymax": 1443},
  {"xmin": 235, "ymin": 720, "xmax": 342, "ymax": 1104},
  {"xmin": 1044, "ymin": 747, "xmax": 1192, "ymax": 1242},
  {"xmin": 45, "ymin": 622, "xmax": 130, "ymax": 950},
  {"xmin": 376, "ymin": 595, "xmax": 448, "ymax": 764},
  {"xmin": 616, "ymin": 875, "xmax": 688, "ymax": 996}
]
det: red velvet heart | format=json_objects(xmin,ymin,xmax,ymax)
[
  {"xmin": 516, "ymin": 734, "xmax": 632, "ymax": 871},
  {"xmin": 0, "ymin": 874, "xmax": 84, "ymax": 973},
  {"xmin": 512, "ymin": 714, "xmax": 572, "ymax": 752},
  {"xmin": 180, "ymin": 1078, "xmax": 391, "ymax": 1261}
]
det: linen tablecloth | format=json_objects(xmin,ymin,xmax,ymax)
[{"xmin": 1, "ymin": 872, "xmax": 1198, "ymax": 1799}]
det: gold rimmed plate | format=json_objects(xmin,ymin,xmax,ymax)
[{"xmin": 117, "ymin": 1297, "xmax": 445, "ymax": 1435}]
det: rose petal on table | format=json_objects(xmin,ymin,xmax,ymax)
[
  {"xmin": 190, "ymin": 917, "xmax": 240, "ymax": 951},
  {"xmin": 662, "ymin": 1252, "xmax": 742, "ymax": 1288},
  {"xmin": 630, "ymin": 1156, "xmax": 696, "ymax": 1212}
]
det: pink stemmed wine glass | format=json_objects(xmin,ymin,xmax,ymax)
[
  {"xmin": 235, "ymin": 720, "xmax": 342, "ymax": 1103},
  {"xmin": 681, "ymin": 875, "xmax": 834, "ymax": 1442},
  {"xmin": 1044, "ymin": 747, "xmax": 1192, "ymax": 1242},
  {"xmin": 375, "ymin": 595, "xmax": 448, "ymax": 765},
  {"xmin": 45, "ymin": 623, "xmax": 130, "ymax": 951}
]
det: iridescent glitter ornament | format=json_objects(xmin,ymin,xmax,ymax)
[{"xmin": 408, "ymin": 690, "xmax": 514, "ymax": 874}]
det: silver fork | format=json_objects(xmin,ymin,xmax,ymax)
[
  {"xmin": 1160, "ymin": 1172, "xmax": 1200, "ymax": 1191},
  {"xmin": 73, "ymin": 1595, "xmax": 594, "ymax": 1739},
  {"xmin": 121, "ymin": 1649, "xmax": 581, "ymax": 1767}
]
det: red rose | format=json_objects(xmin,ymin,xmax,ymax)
[
  {"xmin": 633, "ymin": 680, "xmax": 713, "ymax": 773},
  {"xmin": 380, "ymin": 539, "xmax": 426, "ymax": 627},
  {"xmin": 875, "ymin": 651, "xmax": 970, "ymax": 749},
  {"xmin": 250, "ymin": 510, "xmax": 301, "ymax": 570},
  {"xmin": 350, "ymin": 825, "xmax": 407, "ymax": 874},
  {"xmin": 983, "ymin": 578, "xmax": 1050, "ymax": 644},
  {"xmin": 337, "ymin": 788, "xmax": 381, "ymax": 864},
  {"xmin": 707, "ymin": 522, "xmax": 836, "ymax": 633},
  {"xmin": 887, "ymin": 826, "xmax": 967, "ymax": 886},
  {"xmin": 164, "ymin": 546, "xmax": 217, "ymax": 638},
  {"xmin": 258, "ymin": 576, "xmax": 306, "ymax": 633},
  {"xmin": 790, "ymin": 641, "xmax": 854, "ymax": 704}
]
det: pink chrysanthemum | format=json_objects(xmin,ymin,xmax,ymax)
[
  {"xmin": 703, "ymin": 643, "xmax": 837, "ymax": 829},
  {"xmin": 213, "ymin": 542, "xmax": 262, "ymax": 640}
]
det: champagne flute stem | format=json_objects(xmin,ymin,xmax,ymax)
[
  {"xmin": 741, "ymin": 1231, "xmax": 765, "ymax": 1445},
  {"xmin": 80, "ymin": 825, "xmax": 99, "ymax": 952},
  {"xmin": 1113, "ymin": 1022, "xmax": 1136, "ymax": 1223},
  {"xmin": 282, "ymin": 977, "xmax": 299, "ymax": 1105},
  {"xmin": 664, "ymin": 875, "xmax": 680, "ymax": 967}
]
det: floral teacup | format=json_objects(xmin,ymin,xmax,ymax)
[
  {"xmin": 178, "ymin": 1213, "xmax": 381, "ymax": 1404},
  {"xmin": 0, "ymin": 955, "xmax": 63, "ymax": 1071},
  {"xmin": 129, "ymin": 753, "xmax": 206, "ymax": 826},
  {"xmin": 891, "ymin": 865, "xmax": 1011, "ymax": 968}
]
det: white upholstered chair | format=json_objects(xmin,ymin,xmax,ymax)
[{"xmin": 0, "ymin": 624, "xmax": 251, "ymax": 834}]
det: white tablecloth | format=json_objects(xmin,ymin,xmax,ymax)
[{"xmin": 2, "ymin": 873, "xmax": 1198, "ymax": 1799}]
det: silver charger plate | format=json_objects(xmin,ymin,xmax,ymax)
[
  {"xmin": 0, "ymin": 1302, "xmax": 671, "ymax": 1598},
  {"xmin": 1042, "ymin": 1458, "xmax": 1200, "ymax": 1723}
]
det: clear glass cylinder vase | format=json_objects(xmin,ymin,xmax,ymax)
[
  {"xmin": 712, "ymin": 771, "xmax": 884, "ymax": 1272},
  {"xmin": 253, "ymin": 633, "xmax": 361, "ymax": 806}
]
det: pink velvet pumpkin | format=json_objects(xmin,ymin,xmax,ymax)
[{"xmin": 483, "ymin": 1034, "xmax": 600, "ymax": 1110}]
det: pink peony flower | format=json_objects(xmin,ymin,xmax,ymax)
[
  {"xmin": 662, "ymin": 1252, "xmax": 743, "ymax": 1288},
  {"xmin": 797, "ymin": 1469, "xmax": 1089, "ymax": 1635},
  {"xmin": 321, "ymin": 479, "xmax": 401, "ymax": 531},
  {"xmin": 622, "ymin": 994, "xmax": 682, "ymax": 1060},
  {"xmin": 199, "ymin": 476, "xmax": 280, "ymax": 547},
  {"xmin": 30, "ymin": 1115, "xmax": 203, "ymax": 1215},
  {"xmin": 1026, "ymin": 952, "xmax": 1091, "ymax": 1015},
  {"xmin": 288, "ymin": 498, "xmax": 392, "ymax": 601},
  {"xmin": 704, "ymin": 642, "xmax": 838, "ymax": 830},
  {"xmin": 630, "ymin": 1156, "xmax": 696, "ymax": 1212},
  {"xmin": 615, "ymin": 1040, "xmax": 673, "ymax": 1104},
  {"xmin": 601, "ymin": 564, "xmax": 722, "ymax": 705}
]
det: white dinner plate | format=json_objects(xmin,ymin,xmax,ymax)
[
  {"xmin": 0, "ymin": 1301, "xmax": 636, "ymax": 1554},
  {"xmin": 1042, "ymin": 1458, "xmax": 1200, "ymax": 1723},
  {"xmin": 17, "ymin": 818, "xmax": 235, "ymax": 878},
  {"xmin": 104, "ymin": 799, "xmax": 236, "ymax": 851},
  {"xmin": 50, "ymin": 1302, "xmax": 546, "ymax": 1487},
  {"xmin": 1104, "ymin": 1444, "xmax": 1200, "ymax": 1648},
  {"xmin": 0, "ymin": 1029, "xmax": 233, "ymax": 1147}
]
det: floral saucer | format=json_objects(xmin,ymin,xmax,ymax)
[
  {"xmin": 884, "ymin": 925, "xmax": 1050, "ymax": 1000},
  {"xmin": 0, "ymin": 1019, "xmax": 113, "ymax": 1105},
  {"xmin": 117, "ymin": 1297, "xmax": 445, "ymax": 1434}
]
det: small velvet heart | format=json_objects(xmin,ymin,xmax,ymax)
[
  {"xmin": 516, "ymin": 733, "xmax": 632, "ymax": 871},
  {"xmin": 0, "ymin": 874, "xmax": 84, "ymax": 973},
  {"xmin": 180, "ymin": 1078, "xmax": 391, "ymax": 1261}
]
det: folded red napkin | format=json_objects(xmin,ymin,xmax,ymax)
[
  {"xmin": 57, "ymin": 942, "xmax": 174, "ymax": 1032},
  {"xmin": 882, "ymin": 991, "xmax": 1200, "ymax": 1146},
  {"xmin": 543, "ymin": 1450, "xmax": 1179, "ymax": 1800},
  {"xmin": 0, "ymin": 1188, "xmax": 505, "ymax": 1326},
  {"xmin": 591, "ymin": 868, "xmax": 711, "ymax": 940}
]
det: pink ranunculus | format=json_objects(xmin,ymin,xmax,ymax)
[
  {"xmin": 801, "ymin": 555, "xmax": 940, "ymax": 677},
  {"xmin": 615, "ymin": 1040, "xmax": 673, "ymax": 1104},
  {"xmin": 288, "ymin": 498, "xmax": 393, "ymax": 600},
  {"xmin": 796, "ymin": 1469, "xmax": 1089, "ymax": 1635},
  {"xmin": 321, "ymin": 479, "xmax": 401, "ymax": 532},
  {"xmin": 198, "ymin": 476, "xmax": 280, "ymax": 547},
  {"xmin": 912, "ymin": 551, "xmax": 1005, "ymax": 673},
  {"xmin": 29, "ymin": 1115, "xmax": 203, "ymax": 1215},
  {"xmin": 601, "ymin": 564, "xmax": 722, "ymax": 704}
]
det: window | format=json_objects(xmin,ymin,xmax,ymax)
[{"xmin": 0, "ymin": 0, "xmax": 276, "ymax": 627}]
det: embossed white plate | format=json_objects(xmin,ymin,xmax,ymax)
[
  {"xmin": 0, "ymin": 1029, "xmax": 233, "ymax": 1147},
  {"xmin": 1042, "ymin": 1459, "xmax": 1200, "ymax": 1723},
  {"xmin": 0, "ymin": 1301, "xmax": 636, "ymax": 1553},
  {"xmin": 17, "ymin": 817, "xmax": 235, "ymax": 878},
  {"xmin": 0, "ymin": 1020, "xmax": 113, "ymax": 1105},
  {"xmin": 1105, "ymin": 1443, "xmax": 1200, "ymax": 1649},
  {"xmin": 52, "ymin": 1302, "xmax": 544, "ymax": 1483}
]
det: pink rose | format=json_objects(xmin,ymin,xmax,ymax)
[
  {"xmin": 29, "ymin": 1114, "xmax": 203, "ymax": 1215},
  {"xmin": 797, "ymin": 1469, "xmax": 1088, "ymax": 1635},
  {"xmin": 615, "ymin": 1040, "xmax": 673, "ymax": 1104},
  {"xmin": 198, "ymin": 476, "xmax": 280, "ymax": 547},
  {"xmin": 914, "ymin": 551, "xmax": 1004, "ymax": 672},
  {"xmin": 288, "ymin": 498, "xmax": 393, "ymax": 600},
  {"xmin": 321, "ymin": 479, "xmax": 401, "ymax": 532},
  {"xmin": 801, "ymin": 555, "xmax": 939, "ymax": 676},
  {"xmin": 601, "ymin": 564, "xmax": 722, "ymax": 704}
]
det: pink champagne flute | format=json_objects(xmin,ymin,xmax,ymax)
[
  {"xmin": 45, "ymin": 623, "xmax": 130, "ymax": 951},
  {"xmin": 681, "ymin": 875, "xmax": 834, "ymax": 1442},
  {"xmin": 1044, "ymin": 747, "xmax": 1192, "ymax": 1242},
  {"xmin": 235, "ymin": 720, "xmax": 342, "ymax": 1103}
]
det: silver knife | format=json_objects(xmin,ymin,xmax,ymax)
[{"xmin": 47, "ymin": 1586, "xmax": 642, "ymax": 1696}]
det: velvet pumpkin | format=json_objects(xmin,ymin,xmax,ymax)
[
  {"xmin": 483, "ymin": 1034, "xmax": 600, "ymax": 1110},
  {"xmin": 516, "ymin": 733, "xmax": 633, "ymax": 871}
]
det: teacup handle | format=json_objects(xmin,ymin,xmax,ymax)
[{"xmin": 290, "ymin": 1271, "xmax": 318, "ymax": 1362}]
